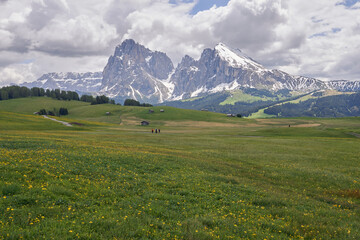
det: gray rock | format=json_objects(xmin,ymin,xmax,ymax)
[{"xmin": 100, "ymin": 39, "xmax": 174, "ymax": 103}]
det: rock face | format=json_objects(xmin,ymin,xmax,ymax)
[
  {"xmin": 100, "ymin": 39, "xmax": 174, "ymax": 103},
  {"xmin": 169, "ymin": 43, "xmax": 327, "ymax": 100},
  {"xmin": 25, "ymin": 39, "xmax": 360, "ymax": 103},
  {"xmin": 326, "ymin": 80, "xmax": 360, "ymax": 92},
  {"xmin": 22, "ymin": 72, "xmax": 102, "ymax": 93}
]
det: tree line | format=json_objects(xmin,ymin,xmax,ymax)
[
  {"xmin": 123, "ymin": 99, "xmax": 152, "ymax": 107},
  {"xmin": 80, "ymin": 94, "xmax": 115, "ymax": 105},
  {"xmin": 38, "ymin": 107, "xmax": 68, "ymax": 117},
  {"xmin": 0, "ymin": 85, "xmax": 115, "ymax": 105}
]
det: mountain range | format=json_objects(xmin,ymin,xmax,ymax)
[{"xmin": 23, "ymin": 39, "xmax": 360, "ymax": 105}]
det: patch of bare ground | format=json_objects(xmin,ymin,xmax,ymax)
[
  {"xmin": 255, "ymin": 119, "xmax": 321, "ymax": 127},
  {"xmin": 291, "ymin": 124, "xmax": 321, "ymax": 128},
  {"xmin": 70, "ymin": 122, "xmax": 84, "ymax": 126},
  {"xmin": 164, "ymin": 121, "xmax": 240, "ymax": 128},
  {"xmin": 338, "ymin": 189, "xmax": 360, "ymax": 199},
  {"xmin": 242, "ymin": 123, "xmax": 266, "ymax": 127},
  {"xmin": 255, "ymin": 119, "xmax": 292, "ymax": 125},
  {"xmin": 119, "ymin": 117, "xmax": 141, "ymax": 126},
  {"xmin": 348, "ymin": 132, "xmax": 360, "ymax": 138}
]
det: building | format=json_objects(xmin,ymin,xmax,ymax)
[{"xmin": 141, "ymin": 121, "xmax": 149, "ymax": 126}]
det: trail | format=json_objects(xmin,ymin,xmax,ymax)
[
  {"xmin": 348, "ymin": 132, "xmax": 360, "ymax": 138},
  {"xmin": 43, "ymin": 115, "xmax": 72, "ymax": 127}
]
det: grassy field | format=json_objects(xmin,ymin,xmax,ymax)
[
  {"xmin": 219, "ymin": 90, "xmax": 283, "ymax": 105},
  {"xmin": 1, "ymin": 98, "xmax": 360, "ymax": 239}
]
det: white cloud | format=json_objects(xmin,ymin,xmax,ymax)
[
  {"xmin": 1, "ymin": 0, "xmax": 360, "ymax": 86},
  {"xmin": 0, "ymin": 29, "xmax": 14, "ymax": 50},
  {"xmin": 33, "ymin": 14, "xmax": 118, "ymax": 56},
  {"xmin": 0, "ymin": 64, "xmax": 36, "ymax": 87}
]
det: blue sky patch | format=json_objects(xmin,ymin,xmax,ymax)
[
  {"xmin": 169, "ymin": 0, "xmax": 230, "ymax": 14},
  {"xmin": 190, "ymin": 0, "xmax": 230, "ymax": 14},
  {"xmin": 336, "ymin": 0, "xmax": 359, "ymax": 7},
  {"xmin": 309, "ymin": 32, "xmax": 328, "ymax": 38}
]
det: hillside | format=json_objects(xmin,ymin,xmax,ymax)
[
  {"xmin": 1, "ymin": 97, "xmax": 360, "ymax": 239},
  {"xmin": 163, "ymin": 88, "xmax": 308, "ymax": 116},
  {"xmin": 0, "ymin": 97, "xmax": 241, "ymax": 125},
  {"xmin": 264, "ymin": 91, "xmax": 360, "ymax": 117}
]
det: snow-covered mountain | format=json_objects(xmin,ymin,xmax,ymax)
[
  {"xmin": 169, "ymin": 43, "xmax": 327, "ymax": 100},
  {"xmin": 24, "ymin": 39, "xmax": 360, "ymax": 103},
  {"xmin": 22, "ymin": 72, "xmax": 102, "ymax": 93},
  {"xmin": 326, "ymin": 80, "xmax": 360, "ymax": 92}
]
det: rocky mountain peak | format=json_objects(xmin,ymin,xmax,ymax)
[
  {"xmin": 100, "ymin": 39, "xmax": 174, "ymax": 103},
  {"xmin": 178, "ymin": 55, "xmax": 196, "ymax": 68},
  {"xmin": 214, "ymin": 42, "xmax": 265, "ymax": 71},
  {"xmin": 26, "ymin": 39, "xmax": 360, "ymax": 105}
]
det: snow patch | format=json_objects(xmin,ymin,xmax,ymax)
[
  {"xmin": 191, "ymin": 86, "xmax": 207, "ymax": 97},
  {"xmin": 209, "ymin": 80, "xmax": 240, "ymax": 93},
  {"xmin": 159, "ymin": 70, "xmax": 175, "ymax": 95},
  {"xmin": 145, "ymin": 56, "xmax": 152, "ymax": 64},
  {"xmin": 190, "ymin": 66, "xmax": 199, "ymax": 72},
  {"xmin": 172, "ymin": 93, "xmax": 184, "ymax": 101},
  {"xmin": 215, "ymin": 43, "xmax": 266, "ymax": 72}
]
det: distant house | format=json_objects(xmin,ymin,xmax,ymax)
[
  {"xmin": 141, "ymin": 121, "xmax": 149, "ymax": 126},
  {"xmin": 106, "ymin": 112, "xmax": 111, "ymax": 115},
  {"xmin": 227, "ymin": 114, "xmax": 236, "ymax": 117},
  {"xmin": 160, "ymin": 109, "xmax": 164, "ymax": 112},
  {"xmin": 149, "ymin": 109, "xmax": 154, "ymax": 113},
  {"xmin": 201, "ymin": 109, "xmax": 209, "ymax": 112}
]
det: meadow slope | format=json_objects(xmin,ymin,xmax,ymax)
[{"xmin": 1, "ymin": 98, "xmax": 360, "ymax": 239}]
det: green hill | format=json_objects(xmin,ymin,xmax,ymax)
[
  {"xmin": 1, "ymin": 97, "xmax": 360, "ymax": 239},
  {"xmin": 0, "ymin": 97, "xmax": 243, "ymax": 126}
]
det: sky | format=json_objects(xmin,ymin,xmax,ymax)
[{"xmin": 1, "ymin": 0, "xmax": 360, "ymax": 86}]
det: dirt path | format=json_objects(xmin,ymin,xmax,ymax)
[
  {"xmin": 348, "ymin": 132, "xmax": 360, "ymax": 138},
  {"xmin": 43, "ymin": 115, "xmax": 72, "ymax": 127}
]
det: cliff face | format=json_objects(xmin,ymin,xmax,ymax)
[
  {"xmin": 26, "ymin": 39, "xmax": 360, "ymax": 104},
  {"xmin": 168, "ymin": 43, "xmax": 327, "ymax": 100},
  {"xmin": 100, "ymin": 39, "xmax": 174, "ymax": 103}
]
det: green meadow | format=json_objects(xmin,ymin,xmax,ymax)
[{"xmin": 1, "ymin": 98, "xmax": 360, "ymax": 239}]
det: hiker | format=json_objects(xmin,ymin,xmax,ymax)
[
  {"xmin": 158, "ymin": 129, "xmax": 160, "ymax": 133},
  {"xmin": 155, "ymin": 129, "xmax": 158, "ymax": 133},
  {"xmin": 152, "ymin": 129, "xmax": 154, "ymax": 133}
]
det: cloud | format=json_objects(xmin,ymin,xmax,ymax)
[
  {"xmin": 0, "ymin": 64, "xmax": 36, "ymax": 87},
  {"xmin": 27, "ymin": 0, "xmax": 69, "ymax": 31},
  {"xmin": 33, "ymin": 15, "xmax": 118, "ymax": 57},
  {"xmin": 212, "ymin": 0, "xmax": 287, "ymax": 51},
  {"xmin": 0, "ymin": 29, "xmax": 14, "ymax": 50},
  {"xmin": 1, "ymin": 0, "xmax": 360, "ymax": 86}
]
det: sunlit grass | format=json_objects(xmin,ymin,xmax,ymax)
[{"xmin": 1, "ymin": 99, "xmax": 360, "ymax": 239}]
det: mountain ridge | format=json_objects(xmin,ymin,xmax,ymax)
[{"xmin": 22, "ymin": 39, "xmax": 360, "ymax": 104}]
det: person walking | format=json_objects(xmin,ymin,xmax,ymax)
[
  {"xmin": 155, "ymin": 129, "xmax": 158, "ymax": 133},
  {"xmin": 152, "ymin": 129, "xmax": 154, "ymax": 133},
  {"xmin": 158, "ymin": 129, "xmax": 160, "ymax": 133}
]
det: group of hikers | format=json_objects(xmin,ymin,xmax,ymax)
[{"xmin": 151, "ymin": 129, "xmax": 160, "ymax": 133}]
